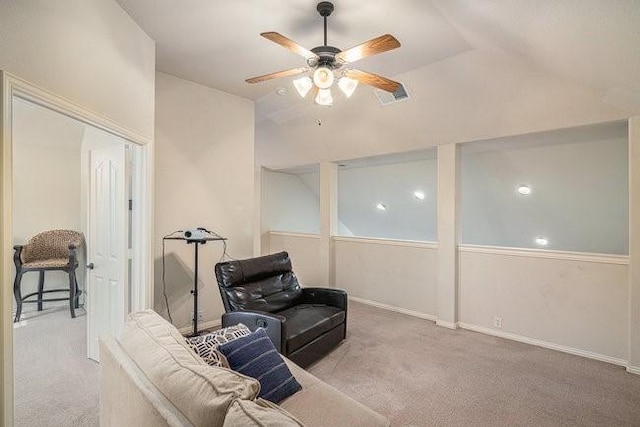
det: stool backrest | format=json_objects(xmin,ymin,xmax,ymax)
[{"xmin": 22, "ymin": 230, "xmax": 84, "ymax": 263}]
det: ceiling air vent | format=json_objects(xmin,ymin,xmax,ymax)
[{"xmin": 374, "ymin": 83, "xmax": 409, "ymax": 105}]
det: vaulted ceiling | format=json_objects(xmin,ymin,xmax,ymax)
[
  {"xmin": 117, "ymin": 0, "xmax": 640, "ymax": 108},
  {"xmin": 117, "ymin": 1, "xmax": 640, "ymax": 167}
]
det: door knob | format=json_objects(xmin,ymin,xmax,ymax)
[{"xmin": 86, "ymin": 263, "xmax": 95, "ymax": 270}]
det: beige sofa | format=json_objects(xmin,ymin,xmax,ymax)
[{"xmin": 100, "ymin": 310, "xmax": 389, "ymax": 426}]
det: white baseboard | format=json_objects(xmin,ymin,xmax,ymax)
[
  {"xmin": 458, "ymin": 322, "xmax": 628, "ymax": 367},
  {"xmin": 627, "ymin": 365, "xmax": 640, "ymax": 375},
  {"xmin": 436, "ymin": 319, "xmax": 459, "ymax": 330},
  {"xmin": 178, "ymin": 319, "xmax": 221, "ymax": 336},
  {"xmin": 348, "ymin": 296, "xmax": 437, "ymax": 322}
]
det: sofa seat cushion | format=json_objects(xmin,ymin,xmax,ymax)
[
  {"xmin": 121, "ymin": 310, "xmax": 260, "ymax": 427},
  {"xmin": 280, "ymin": 359, "xmax": 390, "ymax": 427},
  {"xmin": 277, "ymin": 305, "xmax": 345, "ymax": 353}
]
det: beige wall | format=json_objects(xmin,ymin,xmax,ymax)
[
  {"xmin": 268, "ymin": 233, "xmax": 323, "ymax": 286},
  {"xmin": 459, "ymin": 249, "xmax": 629, "ymax": 362},
  {"xmin": 0, "ymin": 0, "xmax": 155, "ymax": 139},
  {"xmin": 334, "ymin": 238, "xmax": 438, "ymax": 317},
  {"xmin": 256, "ymin": 49, "xmax": 630, "ymax": 169},
  {"xmin": 154, "ymin": 72, "xmax": 255, "ymax": 330},
  {"xmin": 12, "ymin": 98, "xmax": 85, "ymax": 296}
]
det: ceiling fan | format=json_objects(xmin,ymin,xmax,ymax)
[{"xmin": 246, "ymin": 1, "xmax": 401, "ymax": 106}]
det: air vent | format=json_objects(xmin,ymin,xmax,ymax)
[{"xmin": 374, "ymin": 83, "xmax": 410, "ymax": 105}]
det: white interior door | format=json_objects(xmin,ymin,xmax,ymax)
[{"xmin": 86, "ymin": 140, "xmax": 128, "ymax": 362}]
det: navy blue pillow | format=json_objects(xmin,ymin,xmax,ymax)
[{"xmin": 218, "ymin": 328, "xmax": 302, "ymax": 403}]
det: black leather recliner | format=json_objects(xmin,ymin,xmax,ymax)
[{"xmin": 214, "ymin": 251, "xmax": 347, "ymax": 367}]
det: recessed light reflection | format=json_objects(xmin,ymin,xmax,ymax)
[
  {"xmin": 517, "ymin": 185, "xmax": 532, "ymax": 195},
  {"xmin": 413, "ymin": 190, "xmax": 425, "ymax": 200},
  {"xmin": 535, "ymin": 237, "xmax": 549, "ymax": 246},
  {"xmin": 376, "ymin": 203, "xmax": 386, "ymax": 212}
]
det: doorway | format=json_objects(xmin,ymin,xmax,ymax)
[{"xmin": 1, "ymin": 72, "xmax": 153, "ymax": 426}]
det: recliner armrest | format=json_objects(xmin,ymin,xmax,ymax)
[
  {"xmin": 300, "ymin": 287, "xmax": 348, "ymax": 311},
  {"xmin": 222, "ymin": 311, "xmax": 287, "ymax": 353}
]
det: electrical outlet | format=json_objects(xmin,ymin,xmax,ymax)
[
  {"xmin": 191, "ymin": 311, "xmax": 204, "ymax": 321},
  {"xmin": 493, "ymin": 316, "xmax": 502, "ymax": 329}
]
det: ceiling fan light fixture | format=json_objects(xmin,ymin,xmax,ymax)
[
  {"xmin": 313, "ymin": 66, "xmax": 334, "ymax": 89},
  {"xmin": 315, "ymin": 88, "xmax": 333, "ymax": 106},
  {"xmin": 338, "ymin": 76, "xmax": 358, "ymax": 97},
  {"xmin": 293, "ymin": 76, "xmax": 313, "ymax": 97}
]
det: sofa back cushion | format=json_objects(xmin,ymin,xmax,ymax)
[
  {"xmin": 120, "ymin": 310, "xmax": 260, "ymax": 427},
  {"xmin": 215, "ymin": 251, "xmax": 302, "ymax": 313}
]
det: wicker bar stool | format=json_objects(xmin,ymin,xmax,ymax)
[{"xmin": 13, "ymin": 230, "xmax": 84, "ymax": 322}]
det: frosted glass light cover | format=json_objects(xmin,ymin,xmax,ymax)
[
  {"xmin": 315, "ymin": 88, "xmax": 333, "ymax": 106},
  {"xmin": 517, "ymin": 185, "xmax": 532, "ymax": 195},
  {"xmin": 313, "ymin": 66, "xmax": 334, "ymax": 89},
  {"xmin": 293, "ymin": 77, "xmax": 313, "ymax": 97},
  {"xmin": 535, "ymin": 237, "xmax": 549, "ymax": 246},
  {"xmin": 338, "ymin": 77, "xmax": 358, "ymax": 97}
]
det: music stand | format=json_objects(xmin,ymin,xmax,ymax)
[{"xmin": 164, "ymin": 232, "xmax": 227, "ymax": 337}]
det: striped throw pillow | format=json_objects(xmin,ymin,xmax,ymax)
[
  {"xmin": 186, "ymin": 323, "xmax": 251, "ymax": 367},
  {"xmin": 218, "ymin": 328, "xmax": 302, "ymax": 403}
]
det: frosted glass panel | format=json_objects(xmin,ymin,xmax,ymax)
[
  {"xmin": 263, "ymin": 166, "xmax": 320, "ymax": 234},
  {"xmin": 461, "ymin": 123, "xmax": 628, "ymax": 254},
  {"xmin": 338, "ymin": 150, "xmax": 437, "ymax": 241}
]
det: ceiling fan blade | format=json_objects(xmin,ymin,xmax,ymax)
[
  {"xmin": 336, "ymin": 34, "xmax": 401, "ymax": 64},
  {"xmin": 344, "ymin": 69, "xmax": 401, "ymax": 93},
  {"xmin": 261, "ymin": 32, "xmax": 318, "ymax": 60},
  {"xmin": 245, "ymin": 67, "xmax": 308, "ymax": 84}
]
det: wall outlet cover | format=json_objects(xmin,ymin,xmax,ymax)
[{"xmin": 493, "ymin": 316, "xmax": 502, "ymax": 329}]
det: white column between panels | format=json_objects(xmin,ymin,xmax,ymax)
[
  {"xmin": 436, "ymin": 143, "xmax": 459, "ymax": 329},
  {"xmin": 319, "ymin": 161, "xmax": 338, "ymax": 287},
  {"xmin": 628, "ymin": 116, "xmax": 640, "ymax": 374}
]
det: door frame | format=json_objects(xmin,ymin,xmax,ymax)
[{"xmin": 0, "ymin": 71, "xmax": 154, "ymax": 425}]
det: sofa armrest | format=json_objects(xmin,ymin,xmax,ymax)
[
  {"xmin": 222, "ymin": 311, "xmax": 287, "ymax": 353},
  {"xmin": 300, "ymin": 288, "xmax": 348, "ymax": 311}
]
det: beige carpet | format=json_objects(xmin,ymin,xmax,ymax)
[
  {"xmin": 11, "ymin": 300, "xmax": 640, "ymax": 426},
  {"xmin": 13, "ymin": 303, "xmax": 99, "ymax": 427},
  {"xmin": 308, "ymin": 302, "xmax": 640, "ymax": 426}
]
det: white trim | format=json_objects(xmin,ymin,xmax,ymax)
[
  {"xmin": 268, "ymin": 231, "xmax": 321, "ymax": 239},
  {"xmin": 627, "ymin": 366, "xmax": 640, "ymax": 375},
  {"xmin": 459, "ymin": 322, "xmax": 628, "ymax": 367},
  {"xmin": 11, "ymin": 76, "xmax": 151, "ymax": 146},
  {"xmin": 436, "ymin": 319, "xmax": 459, "ymax": 329},
  {"xmin": 1, "ymin": 71, "xmax": 154, "ymax": 426},
  {"xmin": 458, "ymin": 244, "xmax": 629, "ymax": 265},
  {"xmin": 333, "ymin": 235, "xmax": 438, "ymax": 249},
  {"xmin": 348, "ymin": 296, "xmax": 437, "ymax": 321},
  {"xmin": 1, "ymin": 70, "xmax": 13, "ymax": 427},
  {"xmin": 178, "ymin": 319, "xmax": 222, "ymax": 336}
]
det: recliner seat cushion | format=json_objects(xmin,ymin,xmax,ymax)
[{"xmin": 277, "ymin": 305, "xmax": 345, "ymax": 353}]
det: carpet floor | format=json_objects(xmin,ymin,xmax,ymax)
[
  {"xmin": 13, "ymin": 303, "xmax": 99, "ymax": 427},
  {"xmin": 308, "ymin": 302, "xmax": 640, "ymax": 426},
  {"xmin": 11, "ymin": 301, "xmax": 640, "ymax": 426}
]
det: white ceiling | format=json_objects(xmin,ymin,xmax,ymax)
[{"xmin": 117, "ymin": 0, "xmax": 640, "ymax": 106}]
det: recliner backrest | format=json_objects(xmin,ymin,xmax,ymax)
[{"xmin": 214, "ymin": 251, "xmax": 302, "ymax": 313}]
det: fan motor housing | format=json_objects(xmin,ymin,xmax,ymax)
[{"xmin": 309, "ymin": 45, "xmax": 342, "ymax": 68}]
